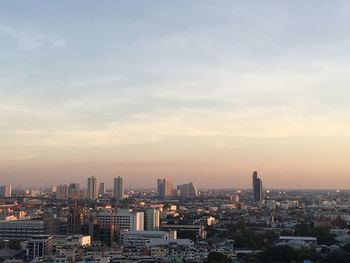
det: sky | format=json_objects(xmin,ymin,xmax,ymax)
[{"xmin": 1, "ymin": 1, "xmax": 350, "ymax": 189}]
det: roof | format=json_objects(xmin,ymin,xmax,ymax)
[{"xmin": 279, "ymin": 236, "xmax": 317, "ymax": 241}]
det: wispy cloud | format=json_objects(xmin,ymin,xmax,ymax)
[{"xmin": 0, "ymin": 25, "xmax": 66, "ymax": 51}]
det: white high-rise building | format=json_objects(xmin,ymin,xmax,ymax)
[
  {"xmin": 56, "ymin": 184, "xmax": 68, "ymax": 200},
  {"xmin": 87, "ymin": 176, "xmax": 98, "ymax": 200},
  {"xmin": 0, "ymin": 185, "xmax": 12, "ymax": 198},
  {"xmin": 113, "ymin": 177, "xmax": 124, "ymax": 200},
  {"xmin": 90, "ymin": 208, "xmax": 144, "ymax": 231}
]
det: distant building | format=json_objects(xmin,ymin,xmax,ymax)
[
  {"xmin": 0, "ymin": 185, "xmax": 12, "ymax": 198},
  {"xmin": 113, "ymin": 177, "xmax": 124, "ymax": 200},
  {"xmin": 177, "ymin": 182, "xmax": 198, "ymax": 198},
  {"xmin": 56, "ymin": 184, "xmax": 68, "ymax": 200},
  {"xmin": 157, "ymin": 179, "xmax": 173, "ymax": 199},
  {"xmin": 68, "ymin": 183, "xmax": 80, "ymax": 199},
  {"xmin": 99, "ymin": 183, "xmax": 105, "ymax": 196},
  {"xmin": 252, "ymin": 171, "xmax": 263, "ymax": 202},
  {"xmin": 87, "ymin": 176, "xmax": 98, "ymax": 200}
]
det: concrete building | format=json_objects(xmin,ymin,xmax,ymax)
[
  {"xmin": 56, "ymin": 184, "xmax": 68, "ymax": 200},
  {"xmin": 0, "ymin": 218, "xmax": 45, "ymax": 240},
  {"xmin": 177, "ymin": 182, "xmax": 198, "ymax": 198},
  {"xmin": 157, "ymin": 179, "xmax": 173, "ymax": 199},
  {"xmin": 68, "ymin": 183, "xmax": 80, "ymax": 199},
  {"xmin": 144, "ymin": 209, "xmax": 160, "ymax": 231},
  {"xmin": 113, "ymin": 177, "xmax": 124, "ymax": 200},
  {"xmin": 120, "ymin": 230, "xmax": 173, "ymax": 246},
  {"xmin": 87, "ymin": 176, "xmax": 98, "ymax": 200},
  {"xmin": 99, "ymin": 183, "xmax": 105, "ymax": 196},
  {"xmin": 252, "ymin": 171, "xmax": 263, "ymax": 203},
  {"xmin": 26, "ymin": 235, "xmax": 53, "ymax": 261},
  {"xmin": 0, "ymin": 185, "xmax": 12, "ymax": 198}
]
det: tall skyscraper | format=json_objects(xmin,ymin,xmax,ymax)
[
  {"xmin": 87, "ymin": 176, "xmax": 98, "ymax": 200},
  {"xmin": 113, "ymin": 177, "xmax": 124, "ymax": 200},
  {"xmin": 56, "ymin": 184, "xmax": 68, "ymax": 200},
  {"xmin": 252, "ymin": 171, "xmax": 263, "ymax": 203},
  {"xmin": 68, "ymin": 183, "xmax": 80, "ymax": 199},
  {"xmin": 0, "ymin": 185, "xmax": 12, "ymax": 198},
  {"xmin": 99, "ymin": 183, "xmax": 105, "ymax": 196},
  {"xmin": 157, "ymin": 179, "xmax": 173, "ymax": 199},
  {"xmin": 177, "ymin": 182, "xmax": 198, "ymax": 198}
]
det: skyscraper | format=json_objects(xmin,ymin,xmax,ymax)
[
  {"xmin": 177, "ymin": 182, "xmax": 198, "ymax": 198},
  {"xmin": 87, "ymin": 176, "xmax": 98, "ymax": 200},
  {"xmin": 68, "ymin": 183, "xmax": 80, "ymax": 199},
  {"xmin": 0, "ymin": 185, "xmax": 12, "ymax": 198},
  {"xmin": 56, "ymin": 184, "xmax": 68, "ymax": 200},
  {"xmin": 99, "ymin": 183, "xmax": 105, "ymax": 196},
  {"xmin": 113, "ymin": 177, "xmax": 124, "ymax": 200},
  {"xmin": 252, "ymin": 171, "xmax": 263, "ymax": 203},
  {"xmin": 157, "ymin": 179, "xmax": 173, "ymax": 199}
]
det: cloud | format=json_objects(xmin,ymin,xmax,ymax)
[{"xmin": 0, "ymin": 24, "xmax": 66, "ymax": 51}]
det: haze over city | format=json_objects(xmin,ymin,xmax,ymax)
[{"xmin": 2, "ymin": 1, "xmax": 350, "ymax": 189}]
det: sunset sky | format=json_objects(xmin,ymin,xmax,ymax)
[{"xmin": 1, "ymin": 1, "xmax": 350, "ymax": 189}]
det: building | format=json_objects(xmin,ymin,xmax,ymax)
[
  {"xmin": 120, "ymin": 230, "xmax": 173, "ymax": 246},
  {"xmin": 252, "ymin": 171, "xmax": 263, "ymax": 203},
  {"xmin": 56, "ymin": 184, "xmax": 68, "ymax": 200},
  {"xmin": 89, "ymin": 208, "xmax": 144, "ymax": 232},
  {"xmin": 99, "ymin": 183, "xmax": 105, "ymax": 196},
  {"xmin": 177, "ymin": 182, "xmax": 198, "ymax": 198},
  {"xmin": 26, "ymin": 235, "xmax": 53, "ymax": 261},
  {"xmin": 113, "ymin": 177, "xmax": 124, "ymax": 200},
  {"xmin": 144, "ymin": 209, "xmax": 160, "ymax": 231},
  {"xmin": 0, "ymin": 218, "xmax": 45, "ymax": 240},
  {"xmin": 68, "ymin": 183, "xmax": 80, "ymax": 199},
  {"xmin": 0, "ymin": 185, "xmax": 12, "ymax": 198},
  {"xmin": 157, "ymin": 179, "xmax": 173, "ymax": 199},
  {"xmin": 87, "ymin": 176, "xmax": 98, "ymax": 200}
]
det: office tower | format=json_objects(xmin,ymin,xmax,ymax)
[
  {"xmin": 87, "ymin": 176, "xmax": 98, "ymax": 200},
  {"xmin": 68, "ymin": 183, "xmax": 80, "ymax": 199},
  {"xmin": 0, "ymin": 185, "xmax": 12, "ymax": 198},
  {"xmin": 56, "ymin": 184, "xmax": 68, "ymax": 200},
  {"xmin": 144, "ymin": 209, "xmax": 160, "ymax": 230},
  {"xmin": 99, "ymin": 183, "xmax": 105, "ymax": 196},
  {"xmin": 176, "ymin": 182, "xmax": 198, "ymax": 198},
  {"xmin": 252, "ymin": 171, "xmax": 263, "ymax": 202},
  {"xmin": 157, "ymin": 179, "xmax": 173, "ymax": 199},
  {"xmin": 113, "ymin": 177, "xmax": 124, "ymax": 200}
]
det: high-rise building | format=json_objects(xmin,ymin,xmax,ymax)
[
  {"xmin": 87, "ymin": 176, "xmax": 98, "ymax": 200},
  {"xmin": 157, "ymin": 179, "xmax": 173, "ymax": 199},
  {"xmin": 113, "ymin": 177, "xmax": 124, "ymax": 200},
  {"xmin": 252, "ymin": 171, "xmax": 263, "ymax": 203},
  {"xmin": 99, "ymin": 183, "xmax": 105, "ymax": 196},
  {"xmin": 56, "ymin": 184, "xmax": 68, "ymax": 200},
  {"xmin": 68, "ymin": 183, "xmax": 80, "ymax": 199},
  {"xmin": 0, "ymin": 185, "xmax": 12, "ymax": 198},
  {"xmin": 144, "ymin": 209, "xmax": 160, "ymax": 230},
  {"xmin": 176, "ymin": 182, "xmax": 198, "ymax": 198}
]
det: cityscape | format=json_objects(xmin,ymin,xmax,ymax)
[
  {"xmin": 2, "ymin": 1, "xmax": 350, "ymax": 263},
  {"xmin": 1, "ymin": 172, "xmax": 350, "ymax": 262}
]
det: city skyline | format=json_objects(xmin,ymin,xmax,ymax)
[{"xmin": 2, "ymin": 1, "xmax": 350, "ymax": 188}]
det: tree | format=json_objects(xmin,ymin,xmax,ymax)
[
  {"xmin": 207, "ymin": 252, "xmax": 230, "ymax": 263},
  {"xmin": 7, "ymin": 240, "xmax": 22, "ymax": 250}
]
